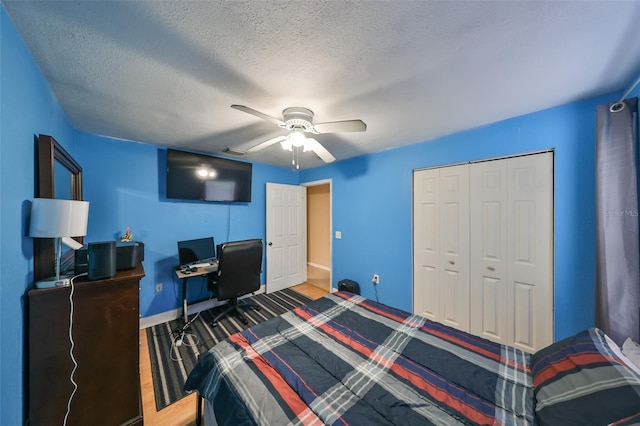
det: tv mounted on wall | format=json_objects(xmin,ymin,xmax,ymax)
[{"xmin": 166, "ymin": 148, "xmax": 252, "ymax": 202}]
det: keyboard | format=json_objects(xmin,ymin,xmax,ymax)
[{"xmin": 189, "ymin": 259, "xmax": 218, "ymax": 268}]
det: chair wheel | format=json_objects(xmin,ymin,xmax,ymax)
[
  {"xmin": 212, "ymin": 321, "xmax": 218, "ymax": 327},
  {"xmin": 255, "ymin": 306, "xmax": 261, "ymax": 311},
  {"xmin": 242, "ymin": 317, "xmax": 248, "ymax": 324}
]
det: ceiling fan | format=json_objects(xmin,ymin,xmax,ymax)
[{"xmin": 231, "ymin": 104, "xmax": 366, "ymax": 166}]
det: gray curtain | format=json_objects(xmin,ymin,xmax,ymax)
[{"xmin": 596, "ymin": 97, "xmax": 639, "ymax": 345}]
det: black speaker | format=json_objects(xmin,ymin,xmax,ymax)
[
  {"xmin": 338, "ymin": 279, "xmax": 360, "ymax": 295},
  {"xmin": 116, "ymin": 241, "xmax": 144, "ymax": 270},
  {"xmin": 88, "ymin": 241, "xmax": 116, "ymax": 280}
]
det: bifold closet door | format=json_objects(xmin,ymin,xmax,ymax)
[
  {"xmin": 469, "ymin": 153, "xmax": 553, "ymax": 350},
  {"xmin": 413, "ymin": 168, "xmax": 440, "ymax": 321},
  {"xmin": 470, "ymin": 160, "xmax": 508, "ymax": 344},
  {"xmin": 413, "ymin": 165, "xmax": 470, "ymax": 332},
  {"xmin": 414, "ymin": 152, "xmax": 553, "ymax": 351},
  {"xmin": 438, "ymin": 165, "xmax": 470, "ymax": 331},
  {"xmin": 506, "ymin": 153, "xmax": 554, "ymax": 352}
]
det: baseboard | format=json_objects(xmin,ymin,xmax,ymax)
[
  {"xmin": 140, "ymin": 284, "xmax": 266, "ymax": 329},
  {"xmin": 307, "ymin": 262, "xmax": 330, "ymax": 272}
]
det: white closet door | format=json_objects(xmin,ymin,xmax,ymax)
[
  {"xmin": 413, "ymin": 152, "xmax": 553, "ymax": 350},
  {"xmin": 507, "ymin": 153, "xmax": 554, "ymax": 351},
  {"xmin": 438, "ymin": 165, "xmax": 470, "ymax": 332},
  {"xmin": 413, "ymin": 168, "xmax": 440, "ymax": 321},
  {"xmin": 470, "ymin": 160, "xmax": 508, "ymax": 343}
]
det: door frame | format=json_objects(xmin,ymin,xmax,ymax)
[{"xmin": 301, "ymin": 179, "xmax": 333, "ymax": 293}]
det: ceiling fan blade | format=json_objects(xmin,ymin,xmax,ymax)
[
  {"xmin": 231, "ymin": 105, "xmax": 285, "ymax": 127},
  {"xmin": 313, "ymin": 119, "xmax": 366, "ymax": 134},
  {"xmin": 247, "ymin": 135, "xmax": 287, "ymax": 152},
  {"xmin": 305, "ymin": 138, "xmax": 336, "ymax": 163}
]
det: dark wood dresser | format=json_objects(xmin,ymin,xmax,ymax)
[{"xmin": 27, "ymin": 263, "xmax": 145, "ymax": 426}]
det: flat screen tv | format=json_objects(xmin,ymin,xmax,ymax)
[{"xmin": 166, "ymin": 148, "xmax": 252, "ymax": 202}]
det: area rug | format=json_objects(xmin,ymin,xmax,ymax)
[{"xmin": 146, "ymin": 288, "xmax": 312, "ymax": 410}]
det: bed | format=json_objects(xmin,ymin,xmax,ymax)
[{"xmin": 185, "ymin": 292, "xmax": 640, "ymax": 425}]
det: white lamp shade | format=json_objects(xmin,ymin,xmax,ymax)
[{"xmin": 29, "ymin": 198, "xmax": 89, "ymax": 238}]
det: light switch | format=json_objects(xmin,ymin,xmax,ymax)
[{"xmin": 335, "ymin": 231, "xmax": 342, "ymax": 239}]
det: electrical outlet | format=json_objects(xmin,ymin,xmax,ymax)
[
  {"xmin": 372, "ymin": 274, "xmax": 380, "ymax": 285},
  {"xmin": 155, "ymin": 283, "xmax": 163, "ymax": 293}
]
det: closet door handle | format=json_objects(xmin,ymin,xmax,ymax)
[{"xmin": 487, "ymin": 265, "xmax": 495, "ymax": 271}]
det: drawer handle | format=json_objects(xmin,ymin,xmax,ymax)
[{"xmin": 487, "ymin": 265, "xmax": 495, "ymax": 271}]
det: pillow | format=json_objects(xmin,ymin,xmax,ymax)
[
  {"xmin": 622, "ymin": 337, "xmax": 640, "ymax": 373},
  {"xmin": 602, "ymin": 334, "xmax": 640, "ymax": 377},
  {"xmin": 531, "ymin": 328, "xmax": 640, "ymax": 426}
]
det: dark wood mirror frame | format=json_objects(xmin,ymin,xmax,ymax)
[{"xmin": 34, "ymin": 134, "xmax": 83, "ymax": 282}]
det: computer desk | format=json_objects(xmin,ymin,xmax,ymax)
[{"xmin": 174, "ymin": 261, "xmax": 218, "ymax": 323}]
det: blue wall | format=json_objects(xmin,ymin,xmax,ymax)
[
  {"xmin": 75, "ymin": 133, "xmax": 298, "ymax": 316},
  {"xmin": 0, "ymin": 7, "xmax": 77, "ymax": 425},
  {"xmin": 301, "ymin": 95, "xmax": 620, "ymax": 342}
]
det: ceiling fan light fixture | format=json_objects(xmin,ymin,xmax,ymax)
[
  {"xmin": 289, "ymin": 130, "xmax": 306, "ymax": 148},
  {"xmin": 232, "ymin": 104, "xmax": 365, "ymax": 166},
  {"xmin": 281, "ymin": 130, "xmax": 306, "ymax": 151}
]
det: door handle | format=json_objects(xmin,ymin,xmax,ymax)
[
  {"xmin": 449, "ymin": 260, "xmax": 455, "ymax": 265},
  {"xmin": 487, "ymin": 265, "xmax": 495, "ymax": 271},
  {"xmin": 268, "ymin": 242, "xmax": 273, "ymax": 246}
]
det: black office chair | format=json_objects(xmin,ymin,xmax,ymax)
[{"xmin": 207, "ymin": 239, "xmax": 263, "ymax": 326}]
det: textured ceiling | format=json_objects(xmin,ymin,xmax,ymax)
[{"xmin": 4, "ymin": 1, "xmax": 640, "ymax": 169}]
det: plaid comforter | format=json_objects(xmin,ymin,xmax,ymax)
[{"xmin": 185, "ymin": 292, "xmax": 535, "ymax": 425}]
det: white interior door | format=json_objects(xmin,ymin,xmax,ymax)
[{"xmin": 266, "ymin": 183, "xmax": 307, "ymax": 293}]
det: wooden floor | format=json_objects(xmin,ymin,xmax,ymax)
[
  {"xmin": 306, "ymin": 264, "xmax": 331, "ymax": 293},
  {"xmin": 139, "ymin": 282, "xmax": 329, "ymax": 425}
]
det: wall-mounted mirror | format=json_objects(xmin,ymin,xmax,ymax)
[{"xmin": 34, "ymin": 134, "xmax": 83, "ymax": 282}]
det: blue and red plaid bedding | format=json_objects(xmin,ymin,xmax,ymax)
[
  {"xmin": 531, "ymin": 327, "xmax": 640, "ymax": 425},
  {"xmin": 185, "ymin": 292, "xmax": 535, "ymax": 425}
]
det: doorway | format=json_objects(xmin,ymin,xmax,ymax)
[{"xmin": 304, "ymin": 180, "xmax": 332, "ymax": 293}]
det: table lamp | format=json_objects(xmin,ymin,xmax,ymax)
[{"xmin": 30, "ymin": 198, "xmax": 89, "ymax": 288}]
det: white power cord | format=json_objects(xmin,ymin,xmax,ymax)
[
  {"xmin": 171, "ymin": 330, "xmax": 186, "ymax": 361},
  {"xmin": 170, "ymin": 304, "xmax": 204, "ymax": 361},
  {"xmin": 63, "ymin": 272, "xmax": 87, "ymax": 426},
  {"xmin": 170, "ymin": 330, "xmax": 200, "ymax": 361}
]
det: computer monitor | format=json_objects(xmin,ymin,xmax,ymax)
[{"xmin": 177, "ymin": 237, "xmax": 215, "ymax": 265}]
